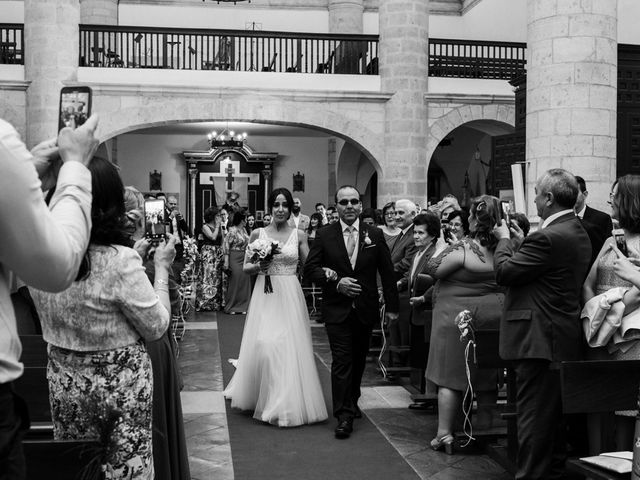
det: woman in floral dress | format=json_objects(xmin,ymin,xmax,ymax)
[
  {"xmin": 30, "ymin": 157, "xmax": 174, "ymax": 479},
  {"xmin": 196, "ymin": 206, "xmax": 226, "ymax": 311}
]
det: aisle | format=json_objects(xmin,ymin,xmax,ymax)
[
  {"xmin": 178, "ymin": 311, "xmax": 511, "ymax": 480},
  {"xmin": 217, "ymin": 313, "xmax": 420, "ymax": 480}
]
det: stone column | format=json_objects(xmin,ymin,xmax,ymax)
[
  {"xmin": 80, "ymin": 0, "xmax": 118, "ymax": 25},
  {"xmin": 378, "ymin": 0, "xmax": 430, "ymax": 206},
  {"xmin": 526, "ymin": 0, "xmax": 617, "ymax": 214},
  {"xmin": 25, "ymin": 0, "xmax": 80, "ymax": 146},
  {"xmin": 328, "ymin": 0, "xmax": 364, "ymax": 34}
]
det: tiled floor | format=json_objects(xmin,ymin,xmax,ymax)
[{"xmin": 178, "ymin": 311, "xmax": 512, "ymax": 480}]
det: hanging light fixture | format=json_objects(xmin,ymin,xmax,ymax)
[{"xmin": 207, "ymin": 128, "xmax": 248, "ymax": 149}]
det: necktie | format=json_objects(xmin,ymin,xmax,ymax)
[{"xmin": 346, "ymin": 226, "xmax": 357, "ymax": 258}]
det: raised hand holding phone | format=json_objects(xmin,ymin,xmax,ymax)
[
  {"xmin": 612, "ymin": 243, "xmax": 640, "ymax": 286},
  {"xmin": 57, "ymin": 113, "xmax": 99, "ymax": 166}
]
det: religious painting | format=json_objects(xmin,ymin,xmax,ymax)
[
  {"xmin": 255, "ymin": 211, "xmax": 264, "ymax": 222},
  {"xmin": 149, "ymin": 169, "xmax": 162, "ymax": 191}
]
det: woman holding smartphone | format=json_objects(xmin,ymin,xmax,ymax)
[{"xmin": 582, "ymin": 174, "xmax": 640, "ymax": 452}]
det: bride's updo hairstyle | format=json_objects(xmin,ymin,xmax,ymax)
[
  {"xmin": 469, "ymin": 195, "xmax": 502, "ymax": 251},
  {"xmin": 267, "ymin": 187, "xmax": 294, "ymax": 220}
]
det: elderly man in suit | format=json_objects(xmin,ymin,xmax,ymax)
[
  {"xmin": 574, "ymin": 176, "xmax": 613, "ymax": 267},
  {"xmin": 493, "ymin": 169, "xmax": 591, "ymax": 480},
  {"xmin": 388, "ymin": 199, "xmax": 419, "ymax": 368},
  {"xmin": 288, "ymin": 197, "xmax": 310, "ymax": 231},
  {"xmin": 304, "ymin": 185, "xmax": 399, "ymax": 439}
]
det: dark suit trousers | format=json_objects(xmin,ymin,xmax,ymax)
[
  {"xmin": 325, "ymin": 310, "xmax": 372, "ymax": 421},
  {"xmin": 0, "ymin": 384, "xmax": 26, "ymax": 480},
  {"xmin": 513, "ymin": 360, "xmax": 566, "ymax": 480},
  {"xmin": 389, "ymin": 291, "xmax": 410, "ymax": 366}
]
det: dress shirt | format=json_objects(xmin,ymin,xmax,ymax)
[
  {"xmin": 340, "ymin": 218, "xmax": 360, "ymax": 268},
  {"xmin": 0, "ymin": 119, "xmax": 92, "ymax": 383},
  {"xmin": 576, "ymin": 205, "xmax": 586, "ymax": 219},
  {"xmin": 292, "ymin": 213, "xmax": 300, "ymax": 228},
  {"xmin": 540, "ymin": 209, "xmax": 574, "ymax": 229}
]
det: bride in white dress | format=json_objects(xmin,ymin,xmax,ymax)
[{"xmin": 223, "ymin": 187, "xmax": 328, "ymax": 427}]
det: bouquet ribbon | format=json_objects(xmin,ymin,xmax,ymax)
[{"xmin": 264, "ymin": 274, "xmax": 273, "ymax": 294}]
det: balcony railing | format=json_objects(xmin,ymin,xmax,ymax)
[
  {"xmin": 0, "ymin": 24, "xmax": 24, "ymax": 65},
  {"xmin": 2, "ymin": 23, "xmax": 527, "ymax": 80},
  {"xmin": 429, "ymin": 38, "xmax": 527, "ymax": 80},
  {"xmin": 79, "ymin": 25, "xmax": 379, "ymax": 74}
]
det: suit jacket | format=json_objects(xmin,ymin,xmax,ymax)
[
  {"xmin": 581, "ymin": 205, "xmax": 613, "ymax": 266},
  {"xmin": 391, "ymin": 225, "xmax": 418, "ymax": 281},
  {"xmin": 398, "ymin": 243, "xmax": 436, "ymax": 327},
  {"xmin": 288, "ymin": 213, "xmax": 310, "ymax": 231},
  {"xmin": 304, "ymin": 222, "xmax": 399, "ymax": 326},
  {"xmin": 494, "ymin": 212, "xmax": 592, "ymax": 362}
]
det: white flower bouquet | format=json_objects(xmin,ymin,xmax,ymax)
[{"xmin": 247, "ymin": 238, "xmax": 281, "ymax": 293}]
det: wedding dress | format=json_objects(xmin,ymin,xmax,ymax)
[{"xmin": 223, "ymin": 228, "xmax": 328, "ymax": 427}]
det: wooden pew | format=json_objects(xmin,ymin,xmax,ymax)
[{"xmin": 561, "ymin": 359, "xmax": 640, "ymax": 480}]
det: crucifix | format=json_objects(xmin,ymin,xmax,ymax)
[{"xmin": 225, "ymin": 163, "xmax": 236, "ymax": 191}]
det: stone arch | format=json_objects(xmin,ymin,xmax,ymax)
[
  {"xmin": 95, "ymin": 93, "xmax": 385, "ymax": 174},
  {"xmin": 425, "ymin": 102, "xmax": 516, "ymax": 171}
]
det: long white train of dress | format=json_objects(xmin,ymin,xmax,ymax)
[{"xmin": 223, "ymin": 228, "xmax": 328, "ymax": 427}]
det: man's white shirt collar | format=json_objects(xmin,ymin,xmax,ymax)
[
  {"xmin": 576, "ymin": 205, "xmax": 586, "ymax": 219},
  {"xmin": 340, "ymin": 218, "xmax": 360, "ymax": 233},
  {"xmin": 541, "ymin": 209, "xmax": 574, "ymax": 229}
]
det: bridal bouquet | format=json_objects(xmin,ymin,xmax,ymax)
[{"xmin": 247, "ymin": 238, "xmax": 281, "ymax": 294}]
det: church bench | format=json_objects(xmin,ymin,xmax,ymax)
[{"xmin": 24, "ymin": 439, "xmax": 101, "ymax": 480}]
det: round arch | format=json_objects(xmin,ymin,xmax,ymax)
[
  {"xmin": 94, "ymin": 93, "xmax": 385, "ymax": 175},
  {"xmin": 425, "ymin": 103, "xmax": 516, "ymax": 171}
]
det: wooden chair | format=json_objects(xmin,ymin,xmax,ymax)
[
  {"xmin": 261, "ymin": 53, "xmax": 278, "ymax": 71},
  {"xmin": 316, "ymin": 50, "xmax": 336, "ymax": 73}
]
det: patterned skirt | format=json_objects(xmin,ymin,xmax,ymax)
[
  {"xmin": 195, "ymin": 244, "xmax": 226, "ymax": 311},
  {"xmin": 47, "ymin": 343, "xmax": 154, "ymax": 480}
]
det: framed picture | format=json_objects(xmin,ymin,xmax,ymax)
[{"xmin": 255, "ymin": 210, "xmax": 264, "ymax": 222}]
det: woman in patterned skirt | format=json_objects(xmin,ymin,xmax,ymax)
[
  {"xmin": 223, "ymin": 210, "xmax": 252, "ymax": 314},
  {"xmin": 30, "ymin": 156, "xmax": 174, "ymax": 479},
  {"xmin": 196, "ymin": 205, "xmax": 226, "ymax": 311}
]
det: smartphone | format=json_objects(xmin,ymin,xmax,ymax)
[
  {"xmin": 613, "ymin": 229, "xmax": 628, "ymax": 257},
  {"xmin": 58, "ymin": 86, "xmax": 92, "ymax": 131},
  {"xmin": 500, "ymin": 201, "xmax": 512, "ymax": 226},
  {"xmin": 144, "ymin": 199, "xmax": 167, "ymax": 241}
]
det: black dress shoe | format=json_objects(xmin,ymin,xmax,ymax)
[
  {"xmin": 408, "ymin": 401, "xmax": 437, "ymax": 412},
  {"xmin": 334, "ymin": 419, "xmax": 353, "ymax": 439},
  {"xmin": 354, "ymin": 407, "xmax": 362, "ymax": 419}
]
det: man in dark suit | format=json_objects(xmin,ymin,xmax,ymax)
[
  {"xmin": 304, "ymin": 185, "xmax": 399, "ymax": 439},
  {"xmin": 493, "ymin": 169, "xmax": 592, "ymax": 480},
  {"xmin": 389, "ymin": 199, "xmax": 418, "ymax": 367},
  {"xmin": 574, "ymin": 176, "xmax": 613, "ymax": 267}
]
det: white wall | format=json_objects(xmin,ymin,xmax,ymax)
[
  {"xmin": 115, "ymin": 131, "xmax": 331, "ymax": 217},
  {"xmin": 0, "ymin": 1, "xmax": 22, "ymax": 23},
  {"xmin": 118, "ymin": 4, "xmax": 329, "ymax": 32}
]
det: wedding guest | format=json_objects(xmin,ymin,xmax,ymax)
[
  {"xmin": 196, "ymin": 206, "xmax": 225, "ymax": 311},
  {"xmin": 123, "ymin": 186, "xmax": 190, "ymax": 480},
  {"xmin": 223, "ymin": 211, "xmax": 252, "ymax": 314},
  {"xmin": 426, "ymin": 196, "xmax": 504, "ymax": 453},
  {"xmin": 262, "ymin": 213, "xmax": 272, "ymax": 227},
  {"xmin": 306, "ymin": 212, "xmax": 324, "ymax": 248},
  {"xmin": 246, "ymin": 213, "xmax": 256, "ymax": 234},
  {"xmin": 494, "ymin": 169, "xmax": 591, "ymax": 479},
  {"xmin": 0, "ymin": 115, "xmax": 98, "ymax": 479},
  {"xmin": 582, "ymin": 174, "xmax": 640, "ymax": 452},
  {"xmin": 575, "ymin": 175, "xmax": 614, "ymax": 267},
  {"xmin": 30, "ymin": 156, "xmax": 174, "ymax": 480},
  {"xmin": 315, "ymin": 202, "xmax": 328, "ymax": 225},
  {"xmin": 380, "ymin": 202, "xmax": 402, "ymax": 250},
  {"xmin": 288, "ymin": 197, "xmax": 310, "ymax": 231},
  {"xmin": 389, "ymin": 199, "xmax": 419, "ymax": 368},
  {"xmin": 361, "ymin": 207, "xmax": 377, "ymax": 226},
  {"xmin": 443, "ymin": 209, "xmax": 469, "ymax": 243}
]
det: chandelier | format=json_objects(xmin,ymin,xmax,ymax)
[{"xmin": 207, "ymin": 129, "xmax": 248, "ymax": 149}]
